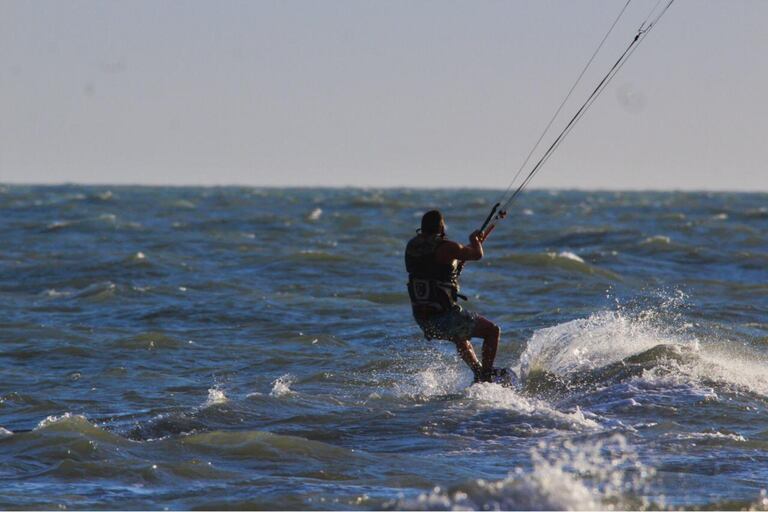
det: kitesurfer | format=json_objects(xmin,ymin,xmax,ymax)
[{"xmin": 405, "ymin": 210, "xmax": 502, "ymax": 383}]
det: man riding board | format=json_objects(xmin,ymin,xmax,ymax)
[{"xmin": 405, "ymin": 210, "xmax": 503, "ymax": 383}]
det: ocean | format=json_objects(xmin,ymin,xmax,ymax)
[{"xmin": 1, "ymin": 185, "xmax": 767, "ymax": 510}]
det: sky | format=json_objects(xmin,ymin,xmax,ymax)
[{"xmin": 1, "ymin": 0, "xmax": 767, "ymax": 190}]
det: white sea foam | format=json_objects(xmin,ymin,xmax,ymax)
[
  {"xmin": 393, "ymin": 353, "xmax": 599, "ymax": 429},
  {"xmin": 45, "ymin": 220, "xmax": 73, "ymax": 231},
  {"xmin": 270, "ymin": 374, "xmax": 296, "ymax": 397},
  {"xmin": 173, "ymin": 199, "xmax": 196, "ymax": 209},
  {"xmin": 671, "ymin": 431, "xmax": 746, "ymax": 443},
  {"xmin": 640, "ymin": 343, "xmax": 768, "ymax": 398},
  {"xmin": 520, "ymin": 309, "xmax": 685, "ymax": 377},
  {"xmin": 204, "ymin": 387, "xmax": 228, "ymax": 407},
  {"xmin": 466, "ymin": 383, "xmax": 599, "ymax": 430},
  {"xmin": 641, "ymin": 235, "xmax": 672, "ymax": 245},
  {"xmin": 520, "ymin": 302, "xmax": 768, "ymax": 399},
  {"xmin": 41, "ymin": 288, "xmax": 71, "ymax": 298},
  {"xmin": 307, "ymin": 208, "xmax": 323, "ymax": 221},
  {"xmin": 399, "ymin": 434, "xmax": 652, "ymax": 510},
  {"xmin": 557, "ymin": 251, "xmax": 584, "ymax": 263},
  {"xmin": 34, "ymin": 412, "xmax": 90, "ymax": 430},
  {"xmin": 393, "ymin": 359, "xmax": 467, "ymax": 399}
]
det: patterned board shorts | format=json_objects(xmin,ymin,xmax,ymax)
[{"xmin": 415, "ymin": 306, "xmax": 479, "ymax": 341}]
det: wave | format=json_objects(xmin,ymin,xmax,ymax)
[
  {"xmin": 269, "ymin": 374, "xmax": 296, "ymax": 397},
  {"xmin": 518, "ymin": 305, "xmax": 768, "ymax": 398},
  {"xmin": 203, "ymin": 387, "xmax": 229, "ymax": 407},
  {"xmin": 635, "ymin": 234, "xmax": 699, "ymax": 255},
  {"xmin": 127, "ymin": 411, "xmax": 207, "ymax": 441},
  {"xmin": 391, "ymin": 350, "xmax": 598, "ymax": 430},
  {"xmin": 395, "ymin": 434, "xmax": 652, "ymax": 510},
  {"xmin": 41, "ymin": 213, "xmax": 118, "ymax": 233},
  {"xmin": 1, "ymin": 413, "xmax": 132, "ymax": 457},
  {"xmin": 497, "ymin": 251, "xmax": 620, "ymax": 280},
  {"xmin": 465, "ymin": 383, "xmax": 599, "ymax": 430},
  {"xmin": 73, "ymin": 280, "xmax": 118, "ymax": 300},
  {"xmin": 179, "ymin": 429, "xmax": 359, "ymax": 461},
  {"xmin": 3, "ymin": 413, "xmax": 242, "ymax": 483},
  {"xmin": 520, "ymin": 310, "xmax": 687, "ymax": 378}
]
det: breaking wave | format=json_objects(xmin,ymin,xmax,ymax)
[
  {"xmin": 519, "ymin": 301, "xmax": 768, "ymax": 398},
  {"xmin": 396, "ymin": 434, "xmax": 653, "ymax": 510}
]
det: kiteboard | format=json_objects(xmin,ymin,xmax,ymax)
[
  {"xmin": 476, "ymin": 367, "xmax": 519, "ymax": 388},
  {"xmin": 493, "ymin": 367, "xmax": 519, "ymax": 388}
]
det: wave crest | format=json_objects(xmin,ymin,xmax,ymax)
[{"xmin": 397, "ymin": 434, "xmax": 652, "ymax": 510}]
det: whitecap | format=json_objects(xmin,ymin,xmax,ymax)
[
  {"xmin": 307, "ymin": 208, "xmax": 323, "ymax": 221},
  {"xmin": 557, "ymin": 251, "xmax": 584, "ymax": 263},
  {"xmin": 520, "ymin": 300, "xmax": 768, "ymax": 399},
  {"xmin": 41, "ymin": 288, "xmax": 71, "ymax": 298},
  {"xmin": 270, "ymin": 374, "xmax": 295, "ymax": 397},
  {"xmin": 641, "ymin": 235, "xmax": 671, "ymax": 245},
  {"xmin": 45, "ymin": 220, "xmax": 73, "ymax": 231},
  {"xmin": 173, "ymin": 199, "xmax": 196, "ymax": 209},
  {"xmin": 466, "ymin": 384, "xmax": 599, "ymax": 429},
  {"xmin": 519, "ymin": 309, "xmax": 691, "ymax": 378},
  {"xmin": 672, "ymin": 431, "xmax": 746, "ymax": 443},
  {"xmin": 203, "ymin": 387, "xmax": 228, "ymax": 407},
  {"xmin": 35, "ymin": 412, "xmax": 90, "ymax": 430},
  {"xmin": 398, "ymin": 434, "xmax": 651, "ymax": 510}
]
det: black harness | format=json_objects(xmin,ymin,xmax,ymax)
[{"xmin": 405, "ymin": 234, "xmax": 462, "ymax": 319}]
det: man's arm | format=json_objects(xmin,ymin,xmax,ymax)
[{"xmin": 435, "ymin": 231, "xmax": 484, "ymax": 264}]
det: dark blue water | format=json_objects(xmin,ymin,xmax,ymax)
[{"xmin": 2, "ymin": 185, "xmax": 768, "ymax": 509}]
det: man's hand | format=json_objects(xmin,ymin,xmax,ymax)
[{"xmin": 469, "ymin": 230, "xmax": 484, "ymax": 247}]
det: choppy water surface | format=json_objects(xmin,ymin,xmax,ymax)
[{"xmin": 1, "ymin": 185, "xmax": 768, "ymax": 510}]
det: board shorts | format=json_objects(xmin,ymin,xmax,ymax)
[{"xmin": 415, "ymin": 305, "xmax": 479, "ymax": 341}]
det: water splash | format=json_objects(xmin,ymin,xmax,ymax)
[
  {"xmin": 519, "ymin": 297, "xmax": 768, "ymax": 398},
  {"xmin": 519, "ymin": 308, "xmax": 695, "ymax": 378},
  {"xmin": 399, "ymin": 434, "xmax": 653, "ymax": 510},
  {"xmin": 466, "ymin": 383, "xmax": 600, "ymax": 430},
  {"xmin": 392, "ymin": 358, "xmax": 468, "ymax": 399},
  {"xmin": 204, "ymin": 387, "xmax": 229, "ymax": 407},
  {"xmin": 270, "ymin": 374, "xmax": 296, "ymax": 397}
]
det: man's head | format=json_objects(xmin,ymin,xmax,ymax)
[{"xmin": 420, "ymin": 210, "xmax": 445, "ymax": 236}]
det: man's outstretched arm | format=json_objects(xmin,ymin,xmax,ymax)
[{"xmin": 435, "ymin": 231, "xmax": 484, "ymax": 264}]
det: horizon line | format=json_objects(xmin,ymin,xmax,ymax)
[{"xmin": 1, "ymin": 181, "xmax": 767, "ymax": 195}]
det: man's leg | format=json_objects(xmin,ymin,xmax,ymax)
[
  {"xmin": 472, "ymin": 316, "xmax": 501, "ymax": 382},
  {"xmin": 453, "ymin": 339, "xmax": 482, "ymax": 379}
]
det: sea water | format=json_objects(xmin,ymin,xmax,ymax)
[{"xmin": 1, "ymin": 185, "xmax": 768, "ymax": 509}]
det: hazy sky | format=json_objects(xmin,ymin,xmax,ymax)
[{"xmin": 1, "ymin": 0, "xmax": 767, "ymax": 190}]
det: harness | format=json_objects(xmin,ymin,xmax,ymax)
[{"xmin": 405, "ymin": 234, "xmax": 461, "ymax": 319}]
